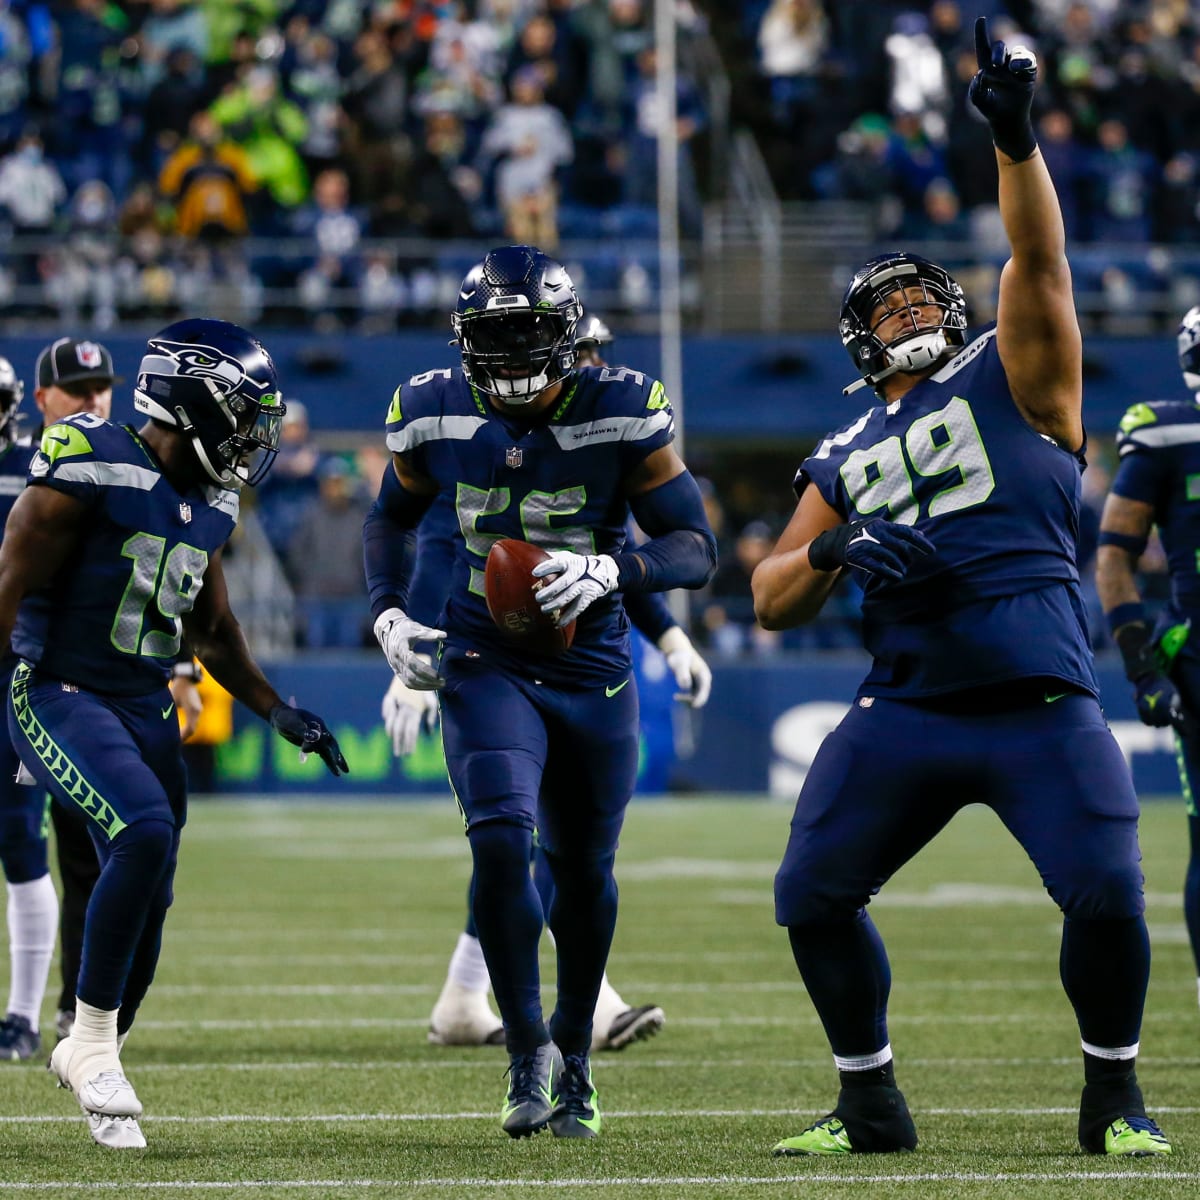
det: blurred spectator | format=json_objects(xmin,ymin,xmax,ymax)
[
  {"xmin": 884, "ymin": 11, "xmax": 947, "ymax": 123},
  {"xmin": 141, "ymin": 46, "xmax": 208, "ymax": 176},
  {"xmin": 757, "ymin": 0, "xmax": 829, "ymax": 132},
  {"xmin": 341, "ymin": 27, "xmax": 411, "ymax": 214},
  {"xmin": 209, "ymin": 65, "xmax": 309, "ymax": 212},
  {"xmin": 286, "ymin": 456, "xmax": 371, "ymax": 650},
  {"xmin": 0, "ymin": 128, "xmax": 65, "ymax": 290},
  {"xmin": 621, "ymin": 45, "xmax": 705, "ymax": 238},
  {"xmin": 900, "ymin": 176, "xmax": 969, "ymax": 242},
  {"xmin": 158, "ymin": 110, "xmax": 257, "ymax": 241},
  {"xmin": 137, "ymin": 0, "xmax": 209, "ymax": 86},
  {"xmin": 479, "ymin": 65, "xmax": 572, "ymax": 248},
  {"xmin": 699, "ymin": 519, "xmax": 781, "ymax": 655},
  {"xmin": 255, "ymin": 399, "xmax": 321, "ymax": 560},
  {"xmin": 505, "ymin": 10, "xmax": 581, "ymax": 118},
  {"xmin": 1036, "ymin": 108, "xmax": 1086, "ymax": 240},
  {"xmin": 406, "ymin": 109, "xmax": 480, "ymax": 239},
  {"xmin": 0, "ymin": 3, "xmax": 33, "ymax": 149},
  {"xmin": 1085, "ymin": 117, "xmax": 1158, "ymax": 242},
  {"xmin": 292, "ymin": 166, "xmax": 365, "ymax": 330},
  {"xmin": 283, "ymin": 26, "xmax": 344, "ymax": 177}
]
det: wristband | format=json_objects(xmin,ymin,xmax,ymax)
[{"xmin": 172, "ymin": 659, "xmax": 203, "ymax": 683}]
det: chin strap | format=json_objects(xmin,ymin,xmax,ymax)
[{"xmin": 843, "ymin": 331, "xmax": 951, "ymax": 398}]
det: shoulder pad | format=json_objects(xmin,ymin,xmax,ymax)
[
  {"xmin": 385, "ymin": 367, "xmax": 485, "ymax": 455},
  {"xmin": 1118, "ymin": 402, "xmax": 1159, "ymax": 436}
]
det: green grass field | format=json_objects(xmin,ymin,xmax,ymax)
[{"xmin": 1, "ymin": 795, "xmax": 1198, "ymax": 1198}]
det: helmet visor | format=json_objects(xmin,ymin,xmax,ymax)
[{"xmin": 225, "ymin": 398, "xmax": 283, "ymax": 487}]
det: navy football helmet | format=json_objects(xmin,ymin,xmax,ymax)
[
  {"xmin": 451, "ymin": 244, "xmax": 582, "ymax": 405},
  {"xmin": 575, "ymin": 313, "xmax": 612, "ymax": 357},
  {"xmin": 133, "ymin": 318, "xmax": 283, "ymax": 488},
  {"xmin": 1179, "ymin": 305, "xmax": 1200, "ymax": 394},
  {"xmin": 0, "ymin": 356, "xmax": 23, "ymax": 445},
  {"xmin": 839, "ymin": 252, "xmax": 967, "ymax": 396}
]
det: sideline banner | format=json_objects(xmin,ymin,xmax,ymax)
[{"xmin": 211, "ymin": 655, "xmax": 1183, "ymax": 799}]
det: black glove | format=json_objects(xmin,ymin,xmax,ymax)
[
  {"xmin": 967, "ymin": 16, "xmax": 1038, "ymax": 163},
  {"xmin": 1114, "ymin": 623, "xmax": 1198, "ymax": 739},
  {"xmin": 268, "ymin": 704, "xmax": 350, "ymax": 776},
  {"xmin": 808, "ymin": 518, "xmax": 934, "ymax": 581}
]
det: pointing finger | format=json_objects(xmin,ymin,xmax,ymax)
[{"xmin": 974, "ymin": 15, "xmax": 989, "ymax": 69}]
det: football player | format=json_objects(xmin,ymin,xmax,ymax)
[
  {"xmin": 1096, "ymin": 304, "xmax": 1200, "ymax": 1018},
  {"xmin": 364, "ymin": 246, "xmax": 716, "ymax": 1138},
  {"xmin": 0, "ymin": 319, "xmax": 348, "ymax": 1149},
  {"xmin": 383, "ymin": 313, "xmax": 709, "ymax": 1053},
  {"xmin": 752, "ymin": 20, "xmax": 1169, "ymax": 1158},
  {"xmin": 0, "ymin": 356, "xmax": 57, "ymax": 1062},
  {"xmin": 23, "ymin": 338, "xmax": 204, "ymax": 1046}
]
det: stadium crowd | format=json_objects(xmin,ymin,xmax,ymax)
[{"xmin": 0, "ymin": 0, "xmax": 712, "ymax": 329}]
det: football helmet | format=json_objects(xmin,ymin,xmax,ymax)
[
  {"xmin": 451, "ymin": 244, "xmax": 582, "ymax": 405},
  {"xmin": 575, "ymin": 313, "xmax": 612, "ymax": 352},
  {"xmin": 133, "ymin": 318, "xmax": 283, "ymax": 488},
  {"xmin": 0, "ymin": 356, "xmax": 24, "ymax": 444},
  {"xmin": 839, "ymin": 252, "xmax": 967, "ymax": 396},
  {"xmin": 1179, "ymin": 305, "xmax": 1200, "ymax": 394}
]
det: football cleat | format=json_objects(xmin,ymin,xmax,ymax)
[
  {"xmin": 592, "ymin": 1004, "xmax": 665, "ymax": 1053},
  {"xmin": 775, "ymin": 1085, "xmax": 917, "ymax": 1156},
  {"xmin": 50, "ymin": 1035, "xmax": 145, "ymax": 1148},
  {"xmin": 549, "ymin": 1052, "xmax": 601, "ymax": 1138},
  {"xmin": 1103, "ymin": 1116, "xmax": 1172, "ymax": 1157},
  {"xmin": 501, "ymin": 1042, "xmax": 559, "ymax": 1138},
  {"xmin": 86, "ymin": 1113, "xmax": 147, "ymax": 1150},
  {"xmin": 0, "ymin": 1013, "xmax": 40, "ymax": 1061},
  {"xmin": 773, "ymin": 1116, "xmax": 853, "ymax": 1156},
  {"xmin": 428, "ymin": 980, "xmax": 505, "ymax": 1046}
]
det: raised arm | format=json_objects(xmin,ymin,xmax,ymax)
[{"xmin": 970, "ymin": 16, "xmax": 1082, "ymax": 449}]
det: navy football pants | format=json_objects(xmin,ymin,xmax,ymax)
[
  {"xmin": 8, "ymin": 664, "xmax": 186, "ymax": 1028},
  {"xmin": 0, "ymin": 660, "xmax": 49, "ymax": 884},
  {"xmin": 776, "ymin": 692, "xmax": 1148, "ymax": 1057},
  {"xmin": 439, "ymin": 643, "xmax": 639, "ymax": 1054}
]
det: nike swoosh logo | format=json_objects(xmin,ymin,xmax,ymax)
[
  {"xmin": 605, "ymin": 680, "xmax": 630, "ymax": 698},
  {"xmin": 1044, "ymin": 692, "xmax": 1069, "ymax": 704},
  {"xmin": 46, "ymin": 434, "xmax": 70, "ymax": 446},
  {"xmin": 161, "ymin": 703, "xmax": 174, "ymax": 720}
]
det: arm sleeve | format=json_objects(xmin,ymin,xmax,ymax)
[
  {"xmin": 362, "ymin": 463, "xmax": 435, "ymax": 620},
  {"xmin": 614, "ymin": 471, "xmax": 717, "ymax": 593},
  {"xmin": 624, "ymin": 589, "xmax": 678, "ymax": 644}
]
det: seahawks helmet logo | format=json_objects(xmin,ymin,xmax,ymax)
[{"xmin": 140, "ymin": 340, "xmax": 275, "ymax": 402}]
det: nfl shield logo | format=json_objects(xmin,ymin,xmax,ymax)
[
  {"xmin": 76, "ymin": 342, "xmax": 103, "ymax": 370},
  {"xmin": 179, "ymin": 502, "xmax": 192, "ymax": 524},
  {"xmin": 505, "ymin": 447, "xmax": 523, "ymax": 468}
]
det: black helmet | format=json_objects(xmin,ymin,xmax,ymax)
[
  {"xmin": 451, "ymin": 244, "xmax": 582, "ymax": 405},
  {"xmin": 839, "ymin": 252, "xmax": 967, "ymax": 396}
]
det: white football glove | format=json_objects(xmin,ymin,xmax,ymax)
[
  {"xmin": 531, "ymin": 552, "xmax": 620, "ymax": 626},
  {"xmin": 382, "ymin": 671, "xmax": 440, "ymax": 756},
  {"xmin": 373, "ymin": 607, "xmax": 446, "ymax": 690},
  {"xmin": 657, "ymin": 625, "xmax": 712, "ymax": 708}
]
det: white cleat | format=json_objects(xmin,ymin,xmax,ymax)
[
  {"xmin": 87, "ymin": 1113, "xmax": 147, "ymax": 1149},
  {"xmin": 591, "ymin": 1004, "xmax": 666, "ymax": 1053},
  {"xmin": 428, "ymin": 980, "xmax": 505, "ymax": 1046},
  {"xmin": 50, "ymin": 1035, "xmax": 145, "ymax": 1147}
]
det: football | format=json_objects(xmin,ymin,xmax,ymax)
[{"xmin": 484, "ymin": 538, "xmax": 576, "ymax": 656}]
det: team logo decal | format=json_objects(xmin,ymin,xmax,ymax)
[
  {"xmin": 505, "ymin": 447, "xmax": 523, "ymax": 468},
  {"xmin": 76, "ymin": 342, "xmax": 103, "ymax": 369},
  {"xmin": 179, "ymin": 502, "xmax": 192, "ymax": 524}
]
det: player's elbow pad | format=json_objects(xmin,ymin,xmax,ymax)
[{"xmin": 618, "ymin": 473, "xmax": 718, "ymax": 592}]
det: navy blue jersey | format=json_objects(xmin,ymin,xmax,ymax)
[
  {"xmin": 797, "ymin": 328, "xmax": 1097, "ymax": 697},
  {"xmin": 1112, "ymin": 398, "xmax": 1200, "ymax": 612},
  {"xmin": 13, "ymin": 414, "xmax": 239, "ymax": 696},
  {"xmin": 385, "ymin": 365, "xmax": 675, "ymax": 684}
]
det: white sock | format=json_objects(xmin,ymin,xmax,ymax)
[
  {"xmin": 446, "ymin": 932, "xmax": 491, "ymax": 993},
  {"xmin": 6, "ymin": 874, "xmax": 58, "ymax": 1030},
  {"xmin": 72, "ymin": 999, "xmax": 118, "ymax": 1045}
]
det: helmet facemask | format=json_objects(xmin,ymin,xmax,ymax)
[
  {"xmin": 1179, "ymin": 306, "xmax": 1200, "ymax": 394},
  {"xmin": 0, "ymin": 359, "xmax": 23, "ymax": 445},
  {"xmin": 840, "ymin": 256, "xmax": 967, "ymax": 397},
  {"xmin": 453, "ymin": 309, "xmax": 577, "ymax": 405}
]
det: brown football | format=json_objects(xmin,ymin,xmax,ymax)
[{"xmin": 484, "ymin": 538, "xmax": 576, "ymax": 657}]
